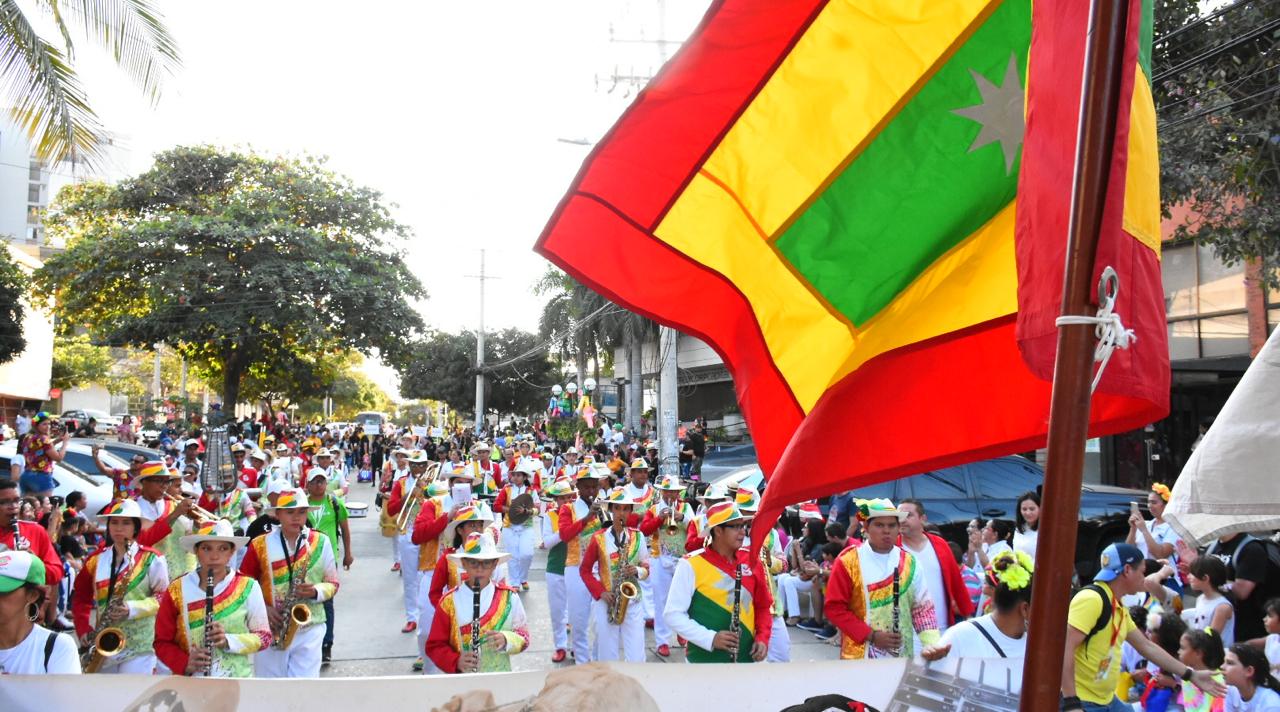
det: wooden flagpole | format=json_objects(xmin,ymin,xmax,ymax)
[{"xmin": 1020, "ymin": 0, "xmax": 1132, "ymax": 710}]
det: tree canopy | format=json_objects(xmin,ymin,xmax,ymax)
[
  {"xmin": 37, "ymin": 145, "xmax": 426, "ymax": 409},
  {"xmin": 1155, "ymin": 0, "xmax": 1280, "ymax": 282},
  {"xmin": 398, "ymin": 328, "xmax": 556, "ymax": 418},
  {"xmin": 0, "ymin": 250, "xmax": 26, "ymax": 364}
]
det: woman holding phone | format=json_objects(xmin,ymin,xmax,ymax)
[{"xmin": 1128, "ymin": 483, "xmax": 1184, "ymax": 591}]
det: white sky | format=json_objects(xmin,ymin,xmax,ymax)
[{"xmin": 64, "ymin": 0, "xmax": 710, "ymax": 397}]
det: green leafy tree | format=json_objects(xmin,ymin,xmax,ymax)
[
  {"xmin": 37, "ymin": 146, "xmax": 426, "ymax": 409},
  {"xmin": 0, "ymin": 0, "xmax": 180, "ymax": 165},
  {"xmin": 1155, "ymin": 0, "xmax": 1280, "ymax": 281},
  {"xmin": 398, "ymin": 328, "xmax": 556, "ymax": 418},
  {"xmin": 0, "ymin": 251, "xmax": 25, "ymax": 363},
  {"xmin": 50, "ymin": 334, "xmax": 112, "ymax": 390}
]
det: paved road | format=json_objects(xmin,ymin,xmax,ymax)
[{"xmin": 323, "ymin": 489, "xmax": 841, "ymax": 676}]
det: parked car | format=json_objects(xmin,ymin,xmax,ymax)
[
  {"xmin": 59, "ymin": 409, "xmax": 123, "ymax": 431},
  {"xmin": 699, "ymin": 442, "xmax": 758, "ymax": 483},
  {"xmin": 59, "ymin": 441, "xmax": 135, "ymax": 489},
  {"xmin": 725, "ymin": 455, "xmax": 1144, "ymax": 581},
  {"xmin": 69, "ymin": 438, "xmax": 162, "ymax": 467},
  {"xmin": 0, "ymin": 443, "xmax": 114, "ymax": 517}
]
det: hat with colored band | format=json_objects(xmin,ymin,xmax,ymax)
[
  {"xmin": 315, "ymin": 448, "xmax": 333, "ymax": 458},
  {"xmin": 448, "ymin": 531, "xmax": 510, "ymax": 564},
  {"xmin": 855, "ymin": 498, "xmax": 906, "ymax": 522},
  {"xmin": 0, "ymin": 551, "xmax": 45, "ymax": 593},
  {"xmin": 539, "ymin": 452, "xmax": 553, "ymax": 460},
  {"xmin": 426, "ymin": 480, "xmax": 450, "ymax": 498},
  {"xmin": 250, "ymin": 449, "xmax": 268, "ymax": 461},
  {"xmin": 393, "ymin": 447, "xmax": 411, "ymax": 457},
  {"xmin": 654, "ymin": 474, "xmax": 684, "ymax": 492},
  {"xmin": 98, "ymin": 498, "xmax": 143, "ymax": 520},
  {"xmin": 443, "ymin": 503, "xmax": 495, "ymax": 543},
  {"xmin": 705, "ymin": 501, "xmax": 749, "ymax": 530},
  {"xmin": 1094, "ymin": 542, "xmax": 1143, "ymax": 583},
  {"xmin": 603, "ymin": 487, "xmax": 639, "ymax": 507},
  {"xmin": 266, "ymin": 479, "xmax": 292, "ymax": 497},
  {"xmin": 512, "ymin": 460, "xmax": 539, "ymax": 476},
  {"xmin": 275, "ymin": 443, "xmax": 290, "ymax": 453},
  {"xmin": 230, "ymin": 443, "xmax": 246, "ymax": 453},
  {"xmin": 131, "ymin": 460, "xmax": 176, "ymax": 488},
  {"xmin": 698, "ymin": 483, "xmax": 729, "ymax": 502},
  {"xmin": 407, "ymin": 449, "xmax": 431, "ymax": 464},
  {"xmin": 628, "ymin": 458, "xmax": 650, "ymax": 470},
  {"xmin": 472, "ymin": 442, "xmax": 492, "ymax": 453},
  {"xmin": 576, "ymin": 464, "xmax": 611, "ymax": 481},
  {"xmin": 544, "ymin": 480, "xmax": 575, "ymax": 498},
  {"xmin": 180, "ymin": 518, "xmax": 249, "ymax": 552},
  {"xmin": 798, "ymin": 501, "xmax": 823, "ymax": 520},
  {"xmin": 270, "ymin": 488, "xmax": 319, "ymax": 512},
  {"xmin": 734, "ymin": 488, "xmax": 760, "ymax": 512},
  {"xmin": 446, "ymin": 466, "xmax": 474, "ymax": 481}
]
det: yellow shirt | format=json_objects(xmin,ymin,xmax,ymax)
[{"xmin": 1067, "ymin": 581, "xmax": 1135, "ymax": 705}]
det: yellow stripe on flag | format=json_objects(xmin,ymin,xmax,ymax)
[
  {"xmin": 698, "ymin": 0, "xmax": 1001, "ymax": 239},
  {"xmin": 1122, "ymin": 66, "xmax": 1161, "ymax": 257}
]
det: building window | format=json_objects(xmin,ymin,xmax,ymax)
[
  {"xmin": 1196, "ymin": 244, "xmax": 1245, "ymax": 312},
  {"xmin": 27, "ymin": 184, "xmax": 41, "ymax": 203},
  {"xmin": 1163, "ymin": 242, "xmax": 1249, "ymax": 359},
  {"xmin": 26, "ymin": 205, "xmax": 39, "ymax": 224},
  {"xmin": 28, "ymin": 161, "xmax": 43, "ymax": 181}
]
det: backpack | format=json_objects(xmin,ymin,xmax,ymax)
[
  {"xmin": 1077, "ymin": 583, "xmax": 1115, "ymax": 658},
  {"xmin": 1206, "ymin": 535, "xmax": 1280, "ymax": 579}
]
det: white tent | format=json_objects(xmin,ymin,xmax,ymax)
[{"xmin": 1164, "ymin": 327, "xmax": 1280, "ymax": 547}]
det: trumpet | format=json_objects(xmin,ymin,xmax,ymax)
[
  {"xmin": 395, "ymin": 464, "xmax": 440, "ymax": 534},
  {"xmin": 662, "ymin": 504, "xmax": 683, "ymax": 534},
  {"xmin": 165, "ymin": 493, "xmax": 219, "ymax": 525}
]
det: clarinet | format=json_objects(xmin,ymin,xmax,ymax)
[
  {"xmin": 729, "ymin": 555, "xmax": 743, "ymax": 663},
  {"xmin": 469, "ymin": 580, "xmax": 482, "ymax": 672},
  {"xmin": 203, "ymin": 568, "xmax": 216, "ymax": 675},
  {"xmin": 890, "ymin": 564, "xmax": 901, "ymax": 657}
]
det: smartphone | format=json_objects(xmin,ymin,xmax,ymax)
[{"xmin": 1130, "ymin": 501, "xmax": 1141, "ymax": 518}]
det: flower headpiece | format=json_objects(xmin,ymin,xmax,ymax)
[
  {"xmin": 988, "ymin": 550, "xmax": 1035, "ymax": 591},
  {"xmin": 1151, "ymin": 483, "xmax": 1171, "ymax": 502}
]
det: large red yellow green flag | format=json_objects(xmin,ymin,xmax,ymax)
[{"xmin": 536, "ymin": 0, "xmax": 1167, "ymax": 524}]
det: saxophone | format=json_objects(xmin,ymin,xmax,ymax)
[
  {"xmin": 607, "ymin": 529, "xmax": 640, "ymax": 625},
  {"xmin": 274, "ymin": 559, "xmax": 312, "ymax": 650},
  {"xmin": 83, "ymin": 557, "xmax": 129, "ymax": 673}
]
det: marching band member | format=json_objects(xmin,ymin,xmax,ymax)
[
  {"xmin": 304, "ymin": 468, "xmax": 353, "ymax": 665},
  {"xmin": 424, "ymin": 532, "xmax": 529, "ymax": 674},
  {"xmin": 639, "ymin": 474, "xmax": 694, "ymax": 657},
  {"xmin": 0, "ymin": 550, "xmax": 80, "ymax": 674},
  {"xmin": 264, "ymin": 443, "xmax": 303, "ymax": 488},
  {"xmin": 557, "ymin": 447, "xmax": 584, "ymax": 483},
  {"xmin": 664, "ymin": 502, "xmax": 771, "ymax": 663},
  {"xmin": 198, "ymin": 479, "xmax": 256, "ymax": 537},
  {"xmin": 239, "ymin": 488, "xmax": 340, "ymax": 678},
  {"xmin": 580, "ymin": 488, "xmax": 650, "ymax": 663},
  {"xmin": 492, "ymin": 461, "xmax": 538, "ymax": 592},
  {"xmin": 411, "ymin": 466, "xmax": 476, "ymax": 672},
  {"xmin": 311, "ymin": 448, "xmax": 348, "ymax": 498},
  {"xmin": 539, "ymin": 480, "xmax": 576, "ymax": 663},
  {"xmin": 386, "ymin": 450, "xmax": 432, "ymax": 634},
  {"xmin": 154, "ymin": 519, "xmax": 271, "ymax": 677},
  {"xmin": 72, "ymin": 499, "xmax": 170, "ymax": 674},
  {"xmin": 466, "ymin": 442, "xmax": 503, "ymax": 497},
  {"xmin": 134, "ymin": 463, "xmax": 198, "ymax": 582},
  {"xmin": 380, "ymin": 447, "xmax": 411, "ymax": 570},
  {"xmin": 534, "ymin": 451, "xmax": 555, "ymax": 491},
  {"xmin": 231, "ymin": 443, "xmax": 258, "ymax": 491},
  {"xmin": 684, "ymin": 483, "xmax": 729, "ymax": 553},
  {"xmin": 621, "ymin": 459, "xmax": 658, "ymax": 625},
  {"xmin": 824, "ymin": 499, "xmax": 940, "ymax": 660},
  {"xmin": 427, "ymin": 504, "xmax": 505, "ymax": 610},
  {"xmin": 554, "ymin": 464, "xmax": 611, "ymax": 664},
  {"xmin": 734, "ymin": 488, "xmax": 790, "ymax": 662}
]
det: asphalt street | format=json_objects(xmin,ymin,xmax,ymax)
[{"xmin": 323, "ymin": 485, "xmax": 841, "ymax": 676}]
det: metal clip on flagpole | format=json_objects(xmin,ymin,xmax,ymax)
[{"xmin": 1054, "ymin": 267, "xmax": 1136, "ymax": 392}]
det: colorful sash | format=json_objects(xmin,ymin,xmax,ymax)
[
  {"xmin": 685, "ymin": 551, "xmax": 757, "ymax": 663},
  {"xmin": 441, "ymin": 585, "xmax": 518, "ymax": 673}
]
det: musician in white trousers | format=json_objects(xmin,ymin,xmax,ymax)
[
  {"xmin": 493, "ymin": 463, "xmax": 538, "ymax": 591},
  {"xmin": 238, "ymin": 489, "xmax": 340, "ymax": 678},
  {"xmin": 540, "ymin": 480, "xmax": 576, "ymax": 662},
  {"xmin": 412, "ymin": 470, "xmax": 475, "ymax": 673},
  {"xmin": 387, "ymin": 450, "xmax": 433, "ymax": 634},
  {"xmin": 639, "ymin": 473, "xmax": 695, "ymax": 658},
  {"xmin": 581, "ymin": 488, "xmax": 650, "ymax": 663},
  {"xmin": 555, "ymin": 465, "xmax": 610, "ymax": 664},
  {"xmin": 735, "ymin": 489, "xmax": 791, "ymax": 662}
]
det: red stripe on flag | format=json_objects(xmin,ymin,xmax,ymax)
[
  {"xmin": 753, "ymin": 318, "xmax": 1165, "ymax": 533},
  {"xmin": 540, "ymin": 193, "xmax": 803, "ymax": 474}
]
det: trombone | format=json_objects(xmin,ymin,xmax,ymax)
[{"xmin": 395, "ymin": 463, "xmax": 440, "ymax": 534}]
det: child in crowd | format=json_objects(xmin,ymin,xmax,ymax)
[
  {"xmin": 1140, "ymin": 611, "xmax": 1189, "ymax": 711},
  {"xmin": 1185, "ymin": 557, "xmax": 1236, "ymax": 646},
  {"xmin": 1223, "ymin": 643, "xmax": 1280, "ymax": 711},
  {"xmin": 1179, "ymin": 627, "xmax": 1226, "ymax": 712}
]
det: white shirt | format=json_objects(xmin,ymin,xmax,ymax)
[
  {"xmin": 1183, "ymin": 590, "xmax": 1235, "ymax": 646},
  {"xmin": 0, "ymin": 625, "xmax": 80, "ymax": 674},
  {"xmin": 904, "ymin": 537, "xmax": 949, "ymax": 635},
  {"xmin": 1013, "ymin": 528, "xmax": 1038, "ymax": 559},
  {"xmin": 15, "ymin": 414, "xmax": 30, "ymax": 437},
  {"xmin": 857, "ymin": 544, "xmax": 934, "ymax": 646},
  {"xmin": 1226, "ymin": 686, "xmax": 1280, "ymax": 711},
  {"xmin": 938, "ymin": 613, "xmax": 1027, "ymax": 659},
  {"xmin": 1265, "ymin": 633, "xmax": 1280, "ymax": 682},
  {"xmin": 1136, "ymin": 519, "xmax": 1182, "ymax": 564}
]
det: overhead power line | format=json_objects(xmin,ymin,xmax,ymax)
[
  {"xmin": 1152, "ymin": 16, "xmax": 1280, "ymax": 84},
  {"xmin": 1153, "ymin": 0, "xmax": 1276, "ymax": 48}
]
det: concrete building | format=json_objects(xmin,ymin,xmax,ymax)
[{"xmin": 611, "ymin": 333, "xmax": 743, "ymax": 438}]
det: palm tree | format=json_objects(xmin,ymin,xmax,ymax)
[
  {"xmin": 601, "ymin": 308, "xmax": 658, "ymax": 435},
  {"xmin": 1, "ymin": 0, "xmax": 180, "ymax": 166},
  {"xmin": 536, "ymin": 267, "xmax": 606, "ymax": 389}
]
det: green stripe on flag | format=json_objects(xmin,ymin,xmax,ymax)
[{"xmin": 774, "ymin": 0, "xmax": 1031, "ymax": 326}]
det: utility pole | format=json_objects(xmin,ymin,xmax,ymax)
[
  {"xmin": 658, "ymin": 327, "xmax": 679, "ymax": 478},
  {"xmin": 466, "ymin": 250, "xmax": 493, "ymax": 435},
  {"xmin": 152, "ymin": 344, "xmax": 163, "ymax": 404}
]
